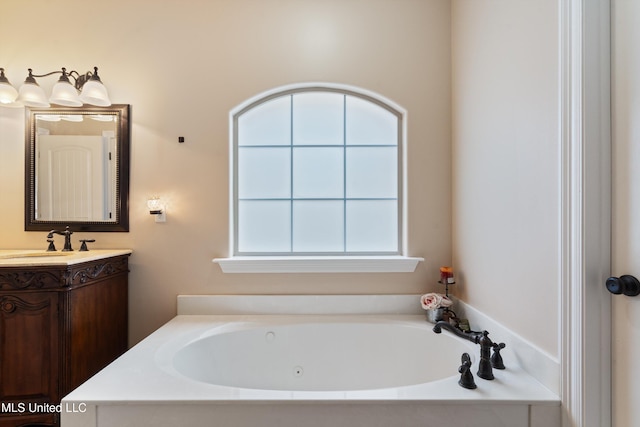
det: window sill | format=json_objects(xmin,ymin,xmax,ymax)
[{"xmin": 212, "ymin": 256, "xmax": 424, "ymax": 273}]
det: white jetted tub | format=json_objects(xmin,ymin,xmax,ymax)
[
  {"xmin": 173, "ymin": 319, "xmax": 474, "ymax": 391},
  {"xmin": 61, "ymin": 295, "xmax": 560, "ymax": 427}
]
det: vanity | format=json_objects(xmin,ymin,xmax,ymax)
[{"xmin": 0, "ymin": 249, "xmax": 131, "ymax": 427}]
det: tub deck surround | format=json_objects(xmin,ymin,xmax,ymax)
[
  {"xmin": 177, "ymin": 294, "xmax": 561, "ymax": 395},
  {"xmin": 453, "ymin": 297, "xmax": 561, "ymax": 395},
  {"xmin": 62, "ymin": 295, "xmax": 560, "ymax": 427},
  {"xmin": 63, "ymin": 314, "xmax": 558, "ymax": 403}
]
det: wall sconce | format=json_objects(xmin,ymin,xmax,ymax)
[
  {"xmin": 147, "ymin": 197, "xmax": 166, "ymax": 223},
  {"xmin": 0, "ymin": 66, "xmax": 111, "ymax": 107}
]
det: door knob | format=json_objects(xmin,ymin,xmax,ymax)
[{"xmin": 605, "ymin": 275, "xmax": 640, "ymax": 297}]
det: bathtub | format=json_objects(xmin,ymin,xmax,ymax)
[
  {"xmin": 173, "ymin": 319, "xmax": 475, "ymax": 391},
  {"xmin": 61, "ymin": 295, "xmax": 560, "ymax": 427}
]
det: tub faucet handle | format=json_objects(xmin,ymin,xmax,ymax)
[
  {"xmin": 491, "ymin": 342, "xmax": 506, "ymax": 370},
  {"xmin": 458, "ymin": 353, "xmax": 476, "ymax": 389}
]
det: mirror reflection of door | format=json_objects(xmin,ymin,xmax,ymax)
[{"xmin": 36, "ymin": 133, "xmax": 112, "ymax": 221}]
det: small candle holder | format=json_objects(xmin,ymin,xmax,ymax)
[
  {"xmin": 439, "ymin": 278, "xmax": 455, "ymax": 298},
  {"xmin": 438, "ymin": 266, "xmax": 456, "ymax": 298},
  {"xmin": 438, "ymin": 266, "xmax": 457, "ymax": 323}
]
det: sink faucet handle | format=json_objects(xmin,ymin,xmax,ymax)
[
  {"xmin": 79, "ymin": 239, "xmax": 96, "ymax": 252},
  {"xmin": 46, "ymin": 239, "xmax": 56, "ymax": 252},
  {"xmin": 491, "ymin": 342, "xmax": 506, "ymax": 370}
]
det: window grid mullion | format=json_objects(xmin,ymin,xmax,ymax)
[
  {"xmin": 290, "ymin": 94, "xmax": 294, "ymax": 253},
  {"xmin": 343, "ymin": 94, "xmax": 347, "ymax": 253}
]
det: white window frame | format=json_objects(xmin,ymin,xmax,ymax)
[{"xmin": 214, "ymin": 83, "xmax": 422, "ymax": 273}]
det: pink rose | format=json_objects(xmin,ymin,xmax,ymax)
[{"xmin": 421, "ymin": 293, "xmax": 453, "ymax": 310}]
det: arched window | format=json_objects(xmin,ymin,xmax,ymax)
[{"xmin": 231, "ymin": 84, "xmax": 403, "ymax": 256}]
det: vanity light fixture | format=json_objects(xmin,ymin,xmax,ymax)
[
  {"xmin": 147, "ymin": 197, "xmax": 166, "ymax": 223},
  {"xmin": 0, "ymin": 66, "xmax": 111, "ymax": 107}
]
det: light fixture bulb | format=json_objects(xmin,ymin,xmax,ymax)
[
  {"xmin": 0, "ymin": 68, "xmax": 18, "ymax": 105},
  {"xmin": 50, "ymin": 71, "xmax": 83, "ymax": 107},
  {"xmin": 17, "ymin": 69, "xmax": 50, "ymax": 107},
  {"xmin": 79, "ymin": 67, "xmax": 111, "ymax": 106},
  {"xmin": 18, "ymin": 83, "xmax": 50, "ymax": 107},
  {"xmin": 147, "ymin": 197, "xmax": 163, "ymax": 214}
]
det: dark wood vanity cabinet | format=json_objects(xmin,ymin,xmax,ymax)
[{"xmin": 0, "ymin": 254, "xmax": 130, "ymax": 427}]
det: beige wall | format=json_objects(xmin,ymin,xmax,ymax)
[
  {"xmin": 0, "ymin": 0, "xmax": 452, "ymax": 344},
  {"xmin": 451, "ymin": 0, "xmax": 559, "ymax": 357}
]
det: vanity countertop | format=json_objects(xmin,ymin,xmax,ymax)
[{"xmin": 0, "ymin": 249, "xmax": 132, "ymax": 267}]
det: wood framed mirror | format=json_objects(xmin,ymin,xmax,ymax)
[{"xmin": 25, "ymin": 104, "xmax": 130, "ymax": 232}]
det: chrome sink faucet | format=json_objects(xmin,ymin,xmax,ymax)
[
  {"xmin": 433, "ymin": 321, "xmax": 505, "ymax": 381},
  {"xmin": 46, "ymin": 226, "xmax": 74, "ymax": 251}
]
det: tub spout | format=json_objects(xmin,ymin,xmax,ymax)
[
  {"xmin": 433, "ymin": 320, "xmax": 480, "ymax": 344},
  {"xmin": 433, "ymin": 321, "xmax": 496, "ymax": 381}
]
